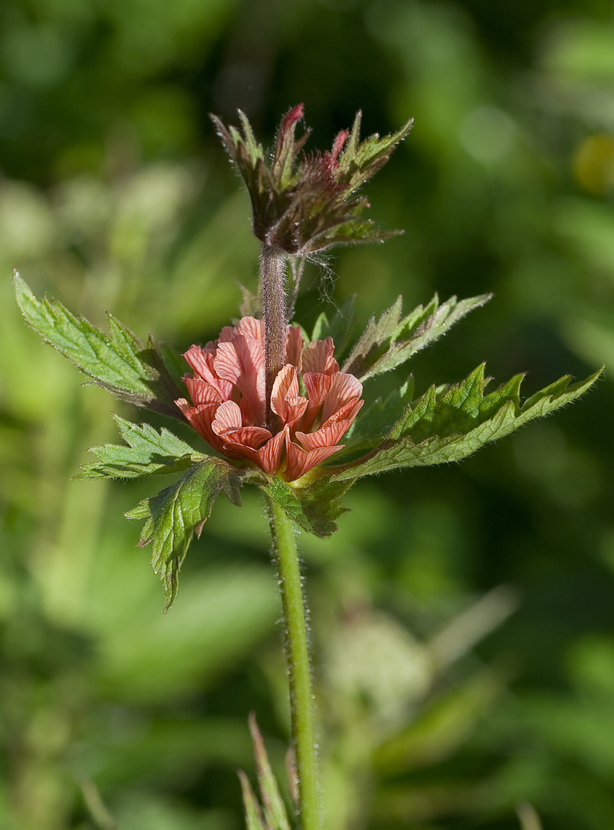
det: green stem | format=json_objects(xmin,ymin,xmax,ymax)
[{"xmin": 265, "ymin": 495, "xmax": 320, "ymax": 830}]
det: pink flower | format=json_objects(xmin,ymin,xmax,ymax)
[{"xmin": 175, "ymin": 317, "xmax": 363, "ymax": 482}]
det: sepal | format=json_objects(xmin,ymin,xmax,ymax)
[
  {"xmin": 258, "ymin": 474, "xmax": 356, "ymax": 537},
  {"xmin": 14, "ymin": 274, "xmax": 184, "ymax": 419}
]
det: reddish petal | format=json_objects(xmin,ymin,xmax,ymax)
[
  {"xmin": 322, "ymin": 398, "xmax": 363, "ymax": 427},
  {"xmin": 178, "ymin": 401, "xmax": 226, "ymax": 452},
  {"xmin": 302, "ymin": 337, "xmax": 338, "ymax": 375},
  {"xmin": 284, "ymin": 439, "xmax": 343, "ymax": 482},
  {"xmin": 285, "ymin": 325, "xmax": 304, "ymax": 369},
  {"xmin": 184, "ymin": 345, "xmax": 217, "ymax": 382},
  {"xmin": 271, "ymin": 365, "xmax": 308, "ymax": 426},
  {"xmin": 214, "ymin": 336, "xmax": 266, "ymax": 425},
  {"xmin": 221, "ymin": 426, "xmax": 272, "ymax": 449},
  {"xmin": 301, "ymin": 371, "xmax": 334, "ymax": 431},
  {"xmin": 183, "ymin": 345, "xmax": 234, "ymax": 398},
  {"xmin": 218, "ymin": 316, "xmax": 263, "ymax": 343},
  {"xmin": 225, "ymin": 427, "xmax": 287, "ymax": 475},
  {"xmin": 294, "ymin": 420, "xmax": 350, "ymax": 451},
  {"xmin": 321, "ymin": 372, "xmax": 363, "ymax": 423},
  {"xmin": 235, "ymin": 316, "xmax": 264, "ymax": 341},
  {"xmin": 184, "ymin": 376, "xmax": 224, "ymax": 406},
  {"xmin": 212, "ymin": 400, "xmax": 242, "ymax": 435}
]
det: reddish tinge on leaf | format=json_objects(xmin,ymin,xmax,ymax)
[{"xmin": 176, "ymin": 318, "xmax": 363, "ymax": 482}]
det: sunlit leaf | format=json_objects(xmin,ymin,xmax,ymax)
[
  {"xmin": 330, "ymin": 365, "xmax": 603, "ymax": 479},
  {"xmin": 342, "ymin": 293, "xmax": 492, "ymax": 380},
  {"xmin": 77, "ymin": 415, "xmax": 202, "ymax": 480},
  {"xmin": 14, "ymin": 273, "xmax": 183, "ymax": 418},
  {"xmin": 126, "ymin": 458, "xmax": 246, "ymax": 611}
]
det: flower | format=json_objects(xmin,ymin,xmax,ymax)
[
  {"xmin": 175, "ymin": 317, "xmax": 363, "ymax": 482},
  {"xmin": 210, "ymin": 106, "xmax": 413, "ymax": 256}
]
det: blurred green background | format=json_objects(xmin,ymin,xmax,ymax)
[{"xmin": 1, "ymin": 0, "xmax": 614, "ymax": 828}]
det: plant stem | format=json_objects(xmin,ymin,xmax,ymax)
[
  {"xmin": 265, "ymin": 495, "xmax": 320, "ymax": 830},
  {"xmin": 260, "ymin": 245, "xmax": 287, "ymax": 431}
]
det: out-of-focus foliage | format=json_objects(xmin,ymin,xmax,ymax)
[{"xmin": 1, "ymin": 1, "xmax": 613, "ymax": 829}]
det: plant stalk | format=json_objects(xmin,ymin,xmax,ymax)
[
  {"xmin": 265, "ymin": 495, "xmax": 320, "ymax": 830},
  {"xmin": 260, "ymin": 245, "xmax": 287, "ymax": 431}
]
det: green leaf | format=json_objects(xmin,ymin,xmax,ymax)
[
  {"xmin": 342, "ymin": 293, "xmax": 492, "ymax": 381},
  {"xmin": 338, "ymin": 110, "xmax": 414, "ymax": 194},
  {"xmin": 330, "ymin": 365, "xmax": 603, "ymax": 479},
  {"xmin": 258, "ymin": 474, "xmax": 355, "ymax": 537},
  {"xmin": 126, "ymin": 458, "xmax": 245, "ymax": 611},
  {"xmin": 248, "ymin": 713, "xmax": 292, "ymax": 830},
  {"xmin": 14, "ymin": 274, "xmax": 183, "ymax": 418},
  {"xmin": 311, "ymin": 295, "xmax": 357, "ymax": 362},
  {"xmin": 238, "ymin": 771, "xmax": 267, "ymax": 830},
  {"xmin": 77, "ymin": 415, "xmax": 202, "ymax": 480}
]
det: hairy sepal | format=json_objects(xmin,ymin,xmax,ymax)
[
  {"xmin": 329, "ymin": 365, "xmax": 603, "ymax": 479},
  {"xmin": 126, "ymin": 458, "xmax": 246, "ymax": 612},
  {"xmin": 258, "ymin": 474, "xmax": 356, "ymax": 537},
  {"xmin": 14, "ymin": 274, "xmax": 183, "ymax": 418},
  {"xmin": 343, "ymin": 293, "xmax": 492, "ymax": 381}
]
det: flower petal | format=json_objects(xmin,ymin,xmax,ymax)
[
  {"xmin": 214, "ymin": 336, "xmax": 266, "ymax": 425},
  {"xmin": 294, "ymin": 421, "xmax": 349, "ymax": 451},
  {"xmin": 284, "ymin": 438, "xmax": 343, "ymax": 482},
  {"xmin": 211, "ymin": 400, "xmax": 243, "ymax": 434},
  {"xmin": 301, "ymin": 371, "xmax": 334, "ymax": 431},
  {"xmin": 321, "ymin": 372, "xmax": 363, "ymax": 423},
  {"xmin": 184, "ymin": 376, "xmax": 224, "ymax": 406},
  {"xmin": 271, "ymin": 365, "xmax": 308, "ymax": 426},
  {"xmin": 225, "ymin": 427, "xmax": 287, "ymax": 475},
  {"xmin": 302, "ymin": 337, "xmax": 338, "ymax": 375},
  {"xmin": 184, "ymin": 345, "xmax": 233, "ymax": 398},
  {"xmin": 285, "ymin": 324, "xmax": 304, "ymax": 369},
  {"xmin": 321, "ymin": 398, "xmax": 363, "ymax": 427},
  {"xmin": 176, "ymin": 400, "xmax": 226, "ymax": 452}
]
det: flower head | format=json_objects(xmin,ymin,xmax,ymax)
[
  {"xmin": 176, "ymin": 318, "xmax": 363, "ymax": 482},
  {"xmin": 210, "ymin": 106, "xmax": 413, "ymax": 256}
]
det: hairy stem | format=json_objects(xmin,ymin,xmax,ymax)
[
  {"xmin": 260, "ymin": 246, "xmax": 287, "ymax": 431},
  {"xmin": 265, "ymin": 495, "xmax": 320, "ymax": 830}
]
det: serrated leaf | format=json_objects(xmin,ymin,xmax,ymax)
[
  {"xmin": 126, "ymin": 458, "xmax": 245, "ymax": 611},
  {"xmin": 78, "ymin": 415, "xmax": 203, "ymax": 480},
  {"xmin": 258, "ymin": 474, "xmax": 355, "ymax": 537},
  {"xmin": 329, "ymin": 366, "xmax": 603, "ymax": 479},
  {"xmin": 14, "ymin": 274, "xmax": 183, "ymax": 418},
  {"xmin": 342, "ymin": 293, "xmax": 492, "ymax": 381},
  {"xmin": 337, "ymin": 111, "xmax": 414, "ymax": 194}
]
